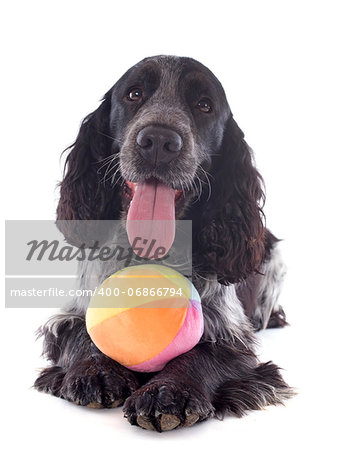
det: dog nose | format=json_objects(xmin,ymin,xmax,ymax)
[{"xmin": 136, "ymin": 126, "xmax": 183, "ymax": 164}]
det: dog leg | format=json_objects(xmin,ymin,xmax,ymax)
[
  {"xmin": 123, "ymin": 341, "xmax": 293, "ymax": 431},
  {"xmin": 34, "ymin": 312, "xmax": 141, "ymax": 408}
]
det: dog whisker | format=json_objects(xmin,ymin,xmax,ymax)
[
  {"xmin": 111, "ymin": 172, "xmax": 123, "ymax": 189},
  {"xmin": 197, "ymin": 165, "xmax": 213, "ymax": 201},
  {"xmin": 98, "ymin": 158, "xmax": 120, "ymax": 184},
  {"xmin": 97, "ymin": 131, "xmax": 124, "ymax": 144},
  {"xmin": 103, "ymin": 163, "xmax": 120, "ymax": 185},
  {"xmin": 96, "ymin": 153, "xmax": 120, "ymax": 165},
  {"xmin": 191, "ymin": 177, "xmax": 202, "ymax": 204},
  {"xmin": 97, "ymin": 155, "xmax": 120, "ymax": 180}
]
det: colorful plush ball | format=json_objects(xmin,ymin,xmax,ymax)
[{"xmin": 86, "ymin": 264, "xmax": 203, "ymax": 372}]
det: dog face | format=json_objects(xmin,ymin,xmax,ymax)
[
  {"xmin": 108, "ymin": 56, "xmax": 230, "ymax": 213},
  {"xmin": 57, "ymin": 55, "xmax": 266, "ymax": 284}
]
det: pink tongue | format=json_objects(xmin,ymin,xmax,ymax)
[{"xmin": 126, "ymin": 179, "xmax": 176, "ymax": 258}]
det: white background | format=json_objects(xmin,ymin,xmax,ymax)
[{"xmin": 1, "ymin": 1, "xmax": 337, "ymax": 448}]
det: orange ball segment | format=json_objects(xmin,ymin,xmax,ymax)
[{"xmin": 86, "ymin": 264, "xmax": 203, "ymax": 372}]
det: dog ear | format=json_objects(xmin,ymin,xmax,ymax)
[
  {"xmin": 195, "ymin": 115, "xmax": 267, "ymax": 284},
  {"xmin": 56, "ymin": 89, "xmax": 122, "ymax": 244},
  {"xmin": 57, "ymin": 89, "xmax": 120, "ymax": 221}
]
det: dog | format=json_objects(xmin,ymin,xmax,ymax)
[{"xmin": 34, "ymin": 55, "xmax": 293, "ymax": 432}]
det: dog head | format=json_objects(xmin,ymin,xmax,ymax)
[{"xmin": 57, "ymin": 56, "xmax": 266, "ymax": 283}]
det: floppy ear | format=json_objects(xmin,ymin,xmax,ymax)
[
  {"xmin": 196, "ymin": 115, "xmax": 267, "ymax": 285},
  {"xmin": 56, "ymin": 89, "xmax": 122, "ymax": 242},
  {"xmin": 57, "ymin": 89, "xmax": 120, "ymax": 221}
]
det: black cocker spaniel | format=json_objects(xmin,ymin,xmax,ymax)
[{"xmin": 35, "ymin": 55, "xmax": 293, "ymax": 432}]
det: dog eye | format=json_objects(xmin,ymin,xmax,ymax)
[
  {"xmin": 127, "ymin": 88, "xmax": 143, "ymax": 101},
  {"xmin": 196, "ymin": 98, "xmax": 212, "ymax": 113}
]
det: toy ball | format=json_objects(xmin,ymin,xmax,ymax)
[{"xmin": 86, "ymin": 264, "xmax": 203, "ymax": 372}]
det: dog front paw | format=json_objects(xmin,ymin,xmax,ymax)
[
  {"xmin": 123, "ymin": 380, "xmax": 214, "ymax": 431},
  {"xmin": 51, "ymin": 355, "xmax": 139, "ymax": 408},
  {"xmin": 34, "ymin": 365, "xmax": 66, "ymax": 395}
]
